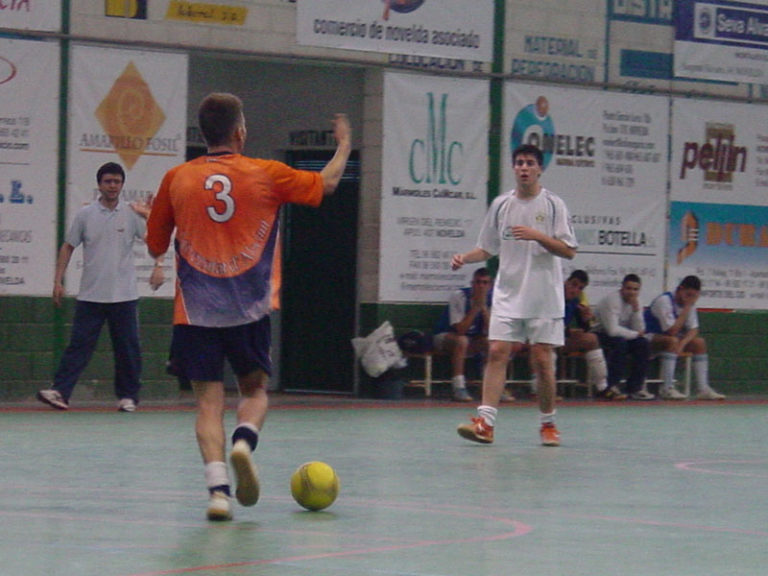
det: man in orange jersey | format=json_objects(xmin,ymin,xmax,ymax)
[{"xmin": 146, "ymin": 93, "xmax": 352, "ymax": 521}]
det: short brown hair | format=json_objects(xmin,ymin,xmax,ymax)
[{"xmin": 198, "ymin": 93, "xmax": 243, "ymax": 147}]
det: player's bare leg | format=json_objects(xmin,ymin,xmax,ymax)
[
  {"xmin": 530, "ymin": 343, "xmax": 560, "ymax": 446},
  {"xmin": 193, "ymin": 380, "xmax": 232, "ymax": 519},
  {"xmin": 229, "ymin": 369, "xmax": 268, "ymax": 507},
  {"xmin": 193, "ymin": 380, "xmax": 227, "ymax": 465},
  {"xmin": 458, "ymin": 340, "xmax": 518, "ymax": 444}
]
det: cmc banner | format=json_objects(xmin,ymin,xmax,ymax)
[
  {"xmin": 68, "ymin": 45, "xmax": 188, "ymax": 298},
  {"xmin": 0, "ymin": 38, "xmax": 60, "ymax": 296},
  {"xmin": 669, "ymin": 98, "xmax": 768, "ymax": 309},
  {"xmin": 297, "ymin": 0, "xmax": 494, "ymax": 63},
  {"xmin": 675, "ymin": 0, "xmax": 768, "ymax": 84},
  {"xmin": 503, "ymin": 83, "xmax": 669, "ymax": 303},
  {"xmin": 0, "ymin": 0, "xmax": 61, "ymax": 32},
  {"xmin": 380, "ymin": 72, "xmax": 489, "ymax": 303}
]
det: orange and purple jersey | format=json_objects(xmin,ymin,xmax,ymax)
[{"xmin": 146, "ymin": 153, "xmax": 323, "ymax": 327}]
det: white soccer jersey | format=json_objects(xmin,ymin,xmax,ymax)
[{"xmin": 477, "ymin": 187, "xmax": 577, "ymax": 319}]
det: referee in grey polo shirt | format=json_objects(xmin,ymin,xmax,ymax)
[{"xmin": 37, "ymin": 162, "xmax": 163, "ymax": 412}]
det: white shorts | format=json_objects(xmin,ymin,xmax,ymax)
[{"xmin": 488, "ymin": 316, "xmax": 564, "ymax": 346}]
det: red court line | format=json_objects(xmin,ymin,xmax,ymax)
[
  {"xmin": 676, "ymin": 459, "xmax": 768, "ymax": 479},
  {"xmin": 3, "ymin": 395, "xmax": 768, "ymax": 413}
]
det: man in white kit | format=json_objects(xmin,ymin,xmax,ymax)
[{"xmin": 452, "ymin": 144, "xmax": 577, "ymax": 447}]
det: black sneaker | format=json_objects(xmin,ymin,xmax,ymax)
[
  {"xmin": 601, "ymin": 386, "xmax": 628, "ymax": 401},
  {"xmin": 36, "ymin": 389, "xmax": 69, "ymax": 410}
]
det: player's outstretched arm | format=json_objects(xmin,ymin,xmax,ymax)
[
  {"xmin": 320, "ymin": 113, "xmax": 352, "ymax": 195},
  {"xmin": 451, "ymin": 248, "xmax": 491, "ymax": 270}
]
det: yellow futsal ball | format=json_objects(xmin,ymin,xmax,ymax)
[{"xmin": 290, "ymin": 461, "xmax": 339, "ymax": 511}]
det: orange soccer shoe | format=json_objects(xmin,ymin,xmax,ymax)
[
  {"xmin": 540, "ymin": 423, "xmax": 561, "ymax": 447},
  {"xmin": 457, "ymin": 417, "xmax": 494, "ymax": 444}
]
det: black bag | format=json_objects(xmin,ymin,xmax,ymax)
[{"xmin": 397, "ymin": 330, "xmax": 432, "ymax": 355}]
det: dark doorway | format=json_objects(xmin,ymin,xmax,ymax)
[{"xmin": 280, "ymin": 150, "xmax": 359, "ymax": 393}]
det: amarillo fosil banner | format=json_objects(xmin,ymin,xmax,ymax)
[
  {"xmin": 380, "ymin": 72, "xmax": 489, "ymax": 303},
  {"xmin": 0, "ymin": 38, "xmax": 59, "ymax": 295},
  {"xmin": 0, "ymin": 0, "xmax": 61, "ymax": 32},
  {"xmin": 297, "ymin": 0, "xmax": 494, "ymax": 63},
  {"xmin": 68, "ymin": 45, "xmax": 188, "ymax": 298},
  {"xmin": 502, "ymin": 83, "xmax": 669, "ymax": 304},
  {"xmin": 669, "ymin": 98, "xmax": 768, "ymax": 309}
]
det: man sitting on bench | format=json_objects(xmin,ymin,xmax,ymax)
[{"xmin": 433, "ymin": 268, "xmax": 513, "ymax": 403}]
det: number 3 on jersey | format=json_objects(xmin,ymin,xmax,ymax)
[{"xmin": 205, "ymin": 174, "xmax": 235, "ymax": 223}]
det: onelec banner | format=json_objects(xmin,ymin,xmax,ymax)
[
  {"xmin": 669, "ymin": 98, "xmax": 768, "ymax": 309},
  {"xmin": 502, "ymin": 83, "xmax": 669, "ymax": 304},
  {"xmin": 380, "ymin": 72, "xmax": 489, "ymax": 303},
  {"xmin": 0, "ymin": 38, "xmax": 59, "ymax": 296},
  {"xmin": 297, "ymin": 0, "xmax": 494, "ymax": 63},
  {"xmin": 67, "ymin": 45, "xmax": 188, "ymax": 298}
]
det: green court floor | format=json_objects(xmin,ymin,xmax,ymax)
[{"xmin": 2, "ymin": 398, "xmax": 767, "ymax": 576}]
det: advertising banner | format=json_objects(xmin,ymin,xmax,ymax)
[
  {"xmin": 0, "ymin": 0, "xmax": 61, "ymax": 32},
  {"xmin": 0, "ymin": 38, "xmax": 59, "ymax": 296},
  {"xmin": 380, "ymin": 72, "xmax": 489, "ymax": 303},
  {"xmin": 68, "ymin": 45, "xmax": 188, "ymax": 298},
  {"xmin": 503, "ymin": 83, "xmax": 669, "ymax": 304},
  {"xmin": 675, "ymin": 0, "xmax": 768, "ymax": 83},
  {"xmin": 297, "ymin": 0, "xmax": 494, "ymax": 63},
  {"xmin": 669, "ymin": 98, "xmax": 768, "ymax": 309}
]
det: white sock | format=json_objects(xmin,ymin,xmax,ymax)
[
  {"xmin": 585, "ymin": 348, "xmax": 608, "ymax": 391},
  {"xmin": 693, "ymin": 354, "xmax": 709, "ymax": 392},
  {"xmin": 452, "ymin": 375, "xmax": 467, "ymax": 391},
  {"xmin": 204, "ymin": 461, "xmax": 230, "ymax": 490},
  {"xmin": 660, "ymin": 352, "xmax": 677, "ymax": 388},
  {"xmin": 539, "ymin": 410, "xmax": 556, "ymax": 426},
  {"xmin": 478, "ymin": 405, "xmax": 498, "ymax": 427}
]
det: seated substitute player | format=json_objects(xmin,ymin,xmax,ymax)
[
  {"xmin": 146, "ymin": 93, "xmax": 352, "ymax": 521},
  {"xmin": 644, "ymin": 275, "xmax": 725, "ymax": 401},
  {"xmin": 593, "ymin": 274, "xmax": 654, "ymax": 400},
  {"xmin": 432, "ymin": 267, "xmax": 514, "ymax": 403},
  {"xmin": 560, "ymin": 269, "xmax": 618, "ymax": 400},
  {"xmin": 453, "ymin": 144, "xmax": 577, "ymax": 447}
]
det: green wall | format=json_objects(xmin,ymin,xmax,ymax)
[
  {"xmin": 0, "ymin": 297, "xmax": 764, "ymax": 400},
  {"xmin": 0, "ymin": 296, "xmax": 178, "ymax": 402},
  {"xmin": 360, "ymin": 303, "xmax": 768, "ymax": 396}
]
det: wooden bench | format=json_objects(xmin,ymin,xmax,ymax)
[
  {"xmin": 403, "ymin": 351, "xmax": 530, "ymax": 398},
  {"xmin": 404, "ymin": 348, "xmax": 587, "ymax": 399},
  {"xmin": 558, "ymin": 350, "xmax": 693, "ymax": 398},
  {"xmin": 556, "ymin": 350, "xmax": 593, "ymax": 398}
]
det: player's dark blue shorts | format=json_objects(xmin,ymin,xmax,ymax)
[{"xmin": 171, "ymin": 316, "xmax": 272, "ymax": 382}]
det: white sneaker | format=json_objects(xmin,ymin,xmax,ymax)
[
  {"xmin": 230, "ymin": 440, "xmax": 260, "ymax": 507},
  {"xmin": 630, "ymin": 389, "xmax": 655, "ymax": 401},
  {"xmin": 451, "ymin": 387, "xmax": 473, "ymax": 402},
  {"xmin": 659, "ymin": 386, "xmax": 687, "ymax": 400},
  {"xmin": 36, "ymin": 389, "xmax": 69, "ymax": 410},
  {"xmin": 697, "ymin": 387, "xmax": 726, "ymax": 400},
  {"xmin": 206, "ymin": 491, "xmax": 233, "ymax": 521},
  {"xmin": 117, "ymin": 398, "xmax": 136, "ymax": 412}
]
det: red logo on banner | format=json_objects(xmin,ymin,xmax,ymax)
[{"xmin": 0, "ymin": 56, "xmax": 17, "ymax": 85}]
